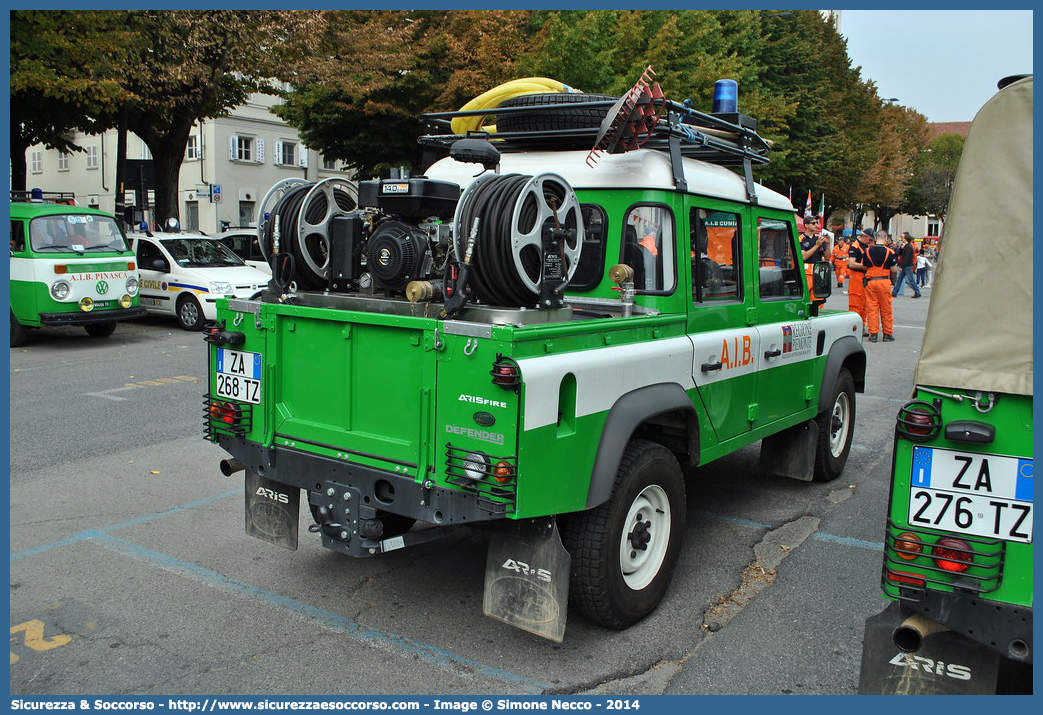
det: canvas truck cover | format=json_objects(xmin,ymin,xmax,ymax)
[{"xmin": 914, "ymin": 76, "xmax": 1033, "ymax": 396}]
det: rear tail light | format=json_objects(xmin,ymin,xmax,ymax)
[
  {"xmin": 493, "ymin": 460, "xmax": 515, "ymax": 483},
  {"xmin": 894, "ymin": 532, "xmax": 923, "ymax": 560},
  {"xmin": 208, "ymin": 400, "xmax": 242, "ymax": 425},
  {"xmin": 490, "ymin": 354, "xmax": 521, "ymax": 391},
  {"xmin": 888, "ymin": 570, "xmax": 926, "ymax": 587},
  {"xmin": 932, "ymin": 537, "xmax": 972, "ymax": 573},
  {"xmin": 897, "ymin": 399, "xmax": 942, "ymax": 441}
]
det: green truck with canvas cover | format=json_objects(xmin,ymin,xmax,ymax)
[
  {"xmin": 204, "ymin": 78, "xmax": 867, "ymax": 640},
  {"xmin": 858, "ymin": 75, "xmax": 1033, "ymax": 694}
]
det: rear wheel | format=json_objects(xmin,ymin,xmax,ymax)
[
  {"xmin": 814, "ymin": 367, "xmax": 856, "ymax": 481},
  {"xmin": 11, "ymin": 311, "xmax": 28, "ymax": 348},
  {"xmin": 176, "ymin": 294, "xmax": 205, "ymax": 331},
  {"xmin": 561, "ymin": 439, "xmax": 685, "ymax": 629},
  {"xmin": 84, "ymin": 321, "xmax": 117, "ymax": 338}
]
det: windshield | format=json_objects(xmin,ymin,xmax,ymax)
[
  {"xmin": 163, "ymin": 238, "xmax": 245, "ymax": 267},
  {"xmin": 29, "ymin": 214, "xmax": 130, "ymax": 253}
]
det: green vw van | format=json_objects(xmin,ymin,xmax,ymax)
[{"xmin": 10, "ymin": 192, "xmax": 146, "ymax": 347}]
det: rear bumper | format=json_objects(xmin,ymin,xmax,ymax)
[
  {"xmin": 858, "ymin": 600, "xmax": 1032, "ymax": 694},
  {"xmin": 39, "ymin": 306, "xmax": 147, "ymax": 326}
]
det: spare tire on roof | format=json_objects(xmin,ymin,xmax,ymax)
[{"xmin": 496, "ymin": 93, "xmax": 618, "ymax": 142}]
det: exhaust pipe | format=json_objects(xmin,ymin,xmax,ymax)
[
  {"xmin": 893, "ymin": 613, "xmax": 949, "ymax": 652},
  {"xmin": 220, "ymin": 458, "xmax": 246, "ymax": 477}
]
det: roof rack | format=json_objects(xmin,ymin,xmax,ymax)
[
  {"xmin": 420, "ymin": 97, "xmax": 771, "ymax": 201},
  {"xmin": 10, "ymin": 190, "xmax": 78, "ymax": 205}
]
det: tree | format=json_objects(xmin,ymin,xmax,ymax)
[
  {"xmin": 10, "ymin": 11, "xmax": 132, "ymax": 191},
  {"xmin": 859, "ymin": 102, "xmax": 930, "ymax": 231},
  {"xmin": 274, "ymin": 11, "xmax": 541, "ymax": 178},
  {"xmin": 904, "ymin": 133, "xmax": 964, "ymax": 220},
  {"xmin": 119, "ymin": 11, "xmax": 320, "ymax": 224}
]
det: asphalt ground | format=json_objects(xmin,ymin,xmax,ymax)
[{"xmin": 9, "ymin": 283, "xmax": 934, "ymax": 699}]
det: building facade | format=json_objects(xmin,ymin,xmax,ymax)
[{"xmin": 24, "ymin": 93, "xmax": 352, "ymax": 234}]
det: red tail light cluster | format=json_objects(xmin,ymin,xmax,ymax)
[
  {"xmin": 932, "ymin": 537, "xmax": 972, "ymax": 573},
  {"xmin": 896, "ymin": 400, "xmax": 942, "ymax": 441},
  {"xmin": 490, "ymin": 354, "xmax": 521, "ymax": 391},
  {"xmin": 208, "ymin": 400, "xmax": 242, "ymax": 425}
]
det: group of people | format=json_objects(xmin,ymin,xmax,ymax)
[{"xmin": 800, "ymin": 218, "xmax": 933, "ymax": 344}]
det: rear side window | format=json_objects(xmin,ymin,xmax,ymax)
[
  {"xmin": 691, "ymin": 208, "xmax": 742, "ymax": 303},
  {"xmin": 567, "ymin": 204, "xmax": 607, "ymax": 292},
  {"xmin": 620, "ymin": 204, "xmax": 675, "ymax": 294},
  {"xmin": 757, "ymin": 218, "xmax": 803, "ymax": 299}
]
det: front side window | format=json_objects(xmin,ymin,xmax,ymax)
[
  {"xmin": 29, "ymin": 214, "xmax": 128, "ymax": 252},
  {"xmin": 691, "ymin": 208, "xmax": 742, "ymax": 303},
  {"xmin": 757, "ymin": 217, "xmax": 803, "ymax": 299},
  {"xmin": 621, "ymin": 204, "xmax": 675, "ymax": 293},
  {"xmin": 11, "ymin": 221, "xmax": 26, "ymax": 252}
]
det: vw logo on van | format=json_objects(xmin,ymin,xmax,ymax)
[{"xmin": 96, "ymin": 281, "xmax": 109, "ymax": 295}]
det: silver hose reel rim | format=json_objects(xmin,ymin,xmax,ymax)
[
  {"xmin": 509, "ymin": 173, "xmax": 583, "ymax": 293},
  {"xmin": 256, "ymin": 178, "xmax": 311, "ymax": 263},
  {"xmin": 295, "ymin": 178, "xmax": 359, "ymax": 281}
]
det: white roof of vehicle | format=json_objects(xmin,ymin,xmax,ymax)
[
  {"xmin": 425, "ymin": 149, "xmax": 794, "ymax": 212},
  {"xmin": 914, "ymin": 75, "xmax": 1033, "ymax": 396}
]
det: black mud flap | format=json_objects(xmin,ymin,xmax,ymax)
[
  {"xmin": 245, "ymin": 470, "xmax": 300, "ymax": 551},
  {"xmin": 483, "ymin": 521, "xmax": 570, "ymax": 642},
  {"xmin": 859, "ymin": 602, "xmax": 1000, "ymax": 694}
]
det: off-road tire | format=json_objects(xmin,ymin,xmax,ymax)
[
  {"xmin": 814, "ymin": 367, "xmax": 856, "ymax": 481},
  {"xmin": 561, "ymin": 438, "xmax": 686, "ymax": 629},
  {"xmin": 84, "ymin": 321, "xmax": 117, "ymax": 338},
  {"xmin": 11, "ymin": 311, "xmax": 28, "ymax": 348},
  {"xmin": 497, "ymin": 93, "xmax": 618, "ymax": 138},
  {"xmin": 176, "ymin": 293, "xmax": 205, "ymax": 331}
]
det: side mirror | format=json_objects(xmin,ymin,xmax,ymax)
[
  {"xmin": 151, "ymin": 258, "xmax": 168, "ymax": 272},
  {"xmin": 812, "ymin": 261, "xmax": 833, "ymax": 299}
]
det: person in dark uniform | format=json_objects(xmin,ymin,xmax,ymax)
[
  {"xmin": 847, "ymin": 228, "xmax": 872, "ymax": 334},
  {"xmin": 800, "ymin": 217, "xmax": 829, "ymax": 297}
]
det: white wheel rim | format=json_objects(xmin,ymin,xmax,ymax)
[
  {"xmin": 829, "ymin": 391, "xmax": 851, "ymax": 458},
  {"xmin": 619, "ymin": 484, "xmax": 671, "ymax": 590}
]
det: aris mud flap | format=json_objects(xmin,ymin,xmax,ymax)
[
  {"xmin": 483, "ymin": 520, "xmax": 570, "ymax": 642},
  {"xmin": 245, "ymin": 470, "xmax": 300, "ymax": 551},
  {"xmin": 858, "ymin": 602, "xmax": 999, "ymax": 694}
]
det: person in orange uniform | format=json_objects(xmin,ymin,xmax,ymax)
[
  {"xmin": 831, "ymin": 237, "xmax": 850, "ymax": 290},
  {"xmin": 856, "ymin": 230, "xmax": 899, "ymax": 342},
  {"xmin": 847, "ymin": 229, "xmax": 871, "ymax": 332}
]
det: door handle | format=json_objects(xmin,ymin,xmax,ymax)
[
  {"xmin": 700, "ymin": 361, "xmax": 723, "ymax": 373},
  {"xmin": 764, "ymin": 349, "xmax": 781, "ymax": 358}
]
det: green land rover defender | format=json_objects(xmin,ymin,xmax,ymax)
[
  {"xmin": 859, "ymin": 75, "xmax": 1033, "ymax": 694},
  {"xmin": 205, "ymin": 80, "xmax": 866, "ymax": 640}
]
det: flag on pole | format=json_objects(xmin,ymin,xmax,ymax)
[
  {"xmin": 818, "ymin": 193, "xmax": 825, "ymax": 221},
  {"xmin": 804, "ymin": 190, "xmax": 812, "ymax": 218}
]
